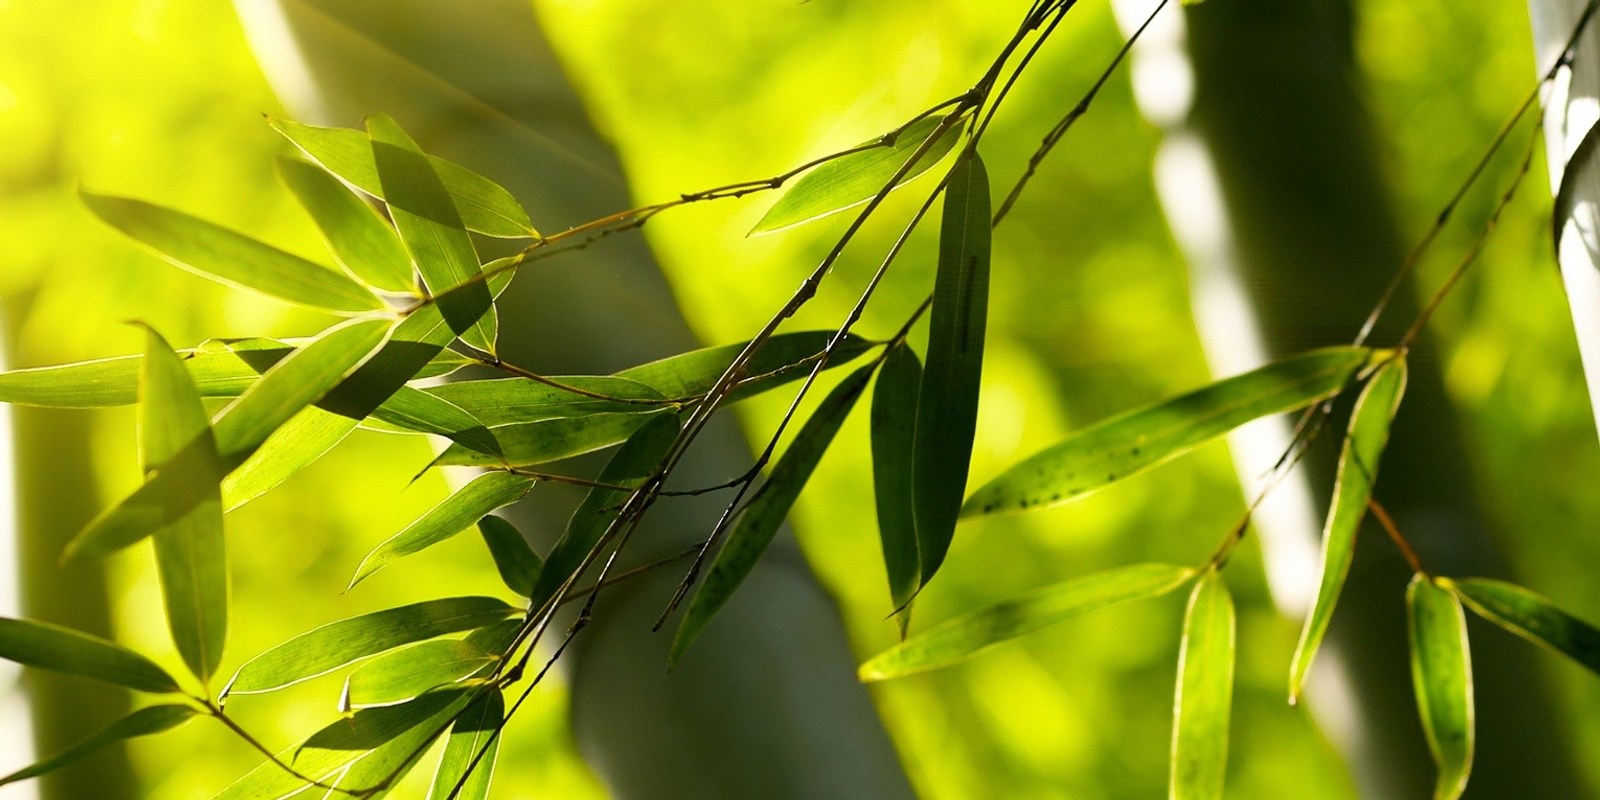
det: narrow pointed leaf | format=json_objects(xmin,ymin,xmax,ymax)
[
  {"xmin": 140, "ymin": 327, "xmax": 227, "ymax": 684},
  {"xmin": 531, "ymin": 414, "xmax": 680, "ymax": 610},
  {"xmin": 1170, "ymin": 571, "xmax": 1235, "ymax": 800},
  {"xmin": 220, "ymin": 406, "xmax": 360, "ymax": 511},
  {"xmin": 368, "ymin": 386, "xmax": 500, "ymax": 456},
  {"xmin": 1289, "ymin": 356, "xmax": 1408, "ymax": 701},
  {"xmin": 271, "ymin": 118, "xmax": 536, "ymax": 238},
  {"xmin": 1442, "ymin": 577, "xmax": 1600, "ymax": 678},
  {"xmin": 367, "ymin": 114, "xmax": 496, "ymax": 353},
  {"xmin": 619, "ymin": 331, "xmax": 873, "ymax": 402},
  {"xmin": 751, "ymin": 113, "xmax": 965, "ymax": 234},
  {"xmin": 81, "ymin": 191, "xmax": 382, "ymax": 312},
  {"xmin": 477, "ymin": 516, "xmax": 542, "ymax": 598},
  {"xmin": 871, "ymin": 345, "xmax": 922, "ymax": 632},
  {"xmin": 1408, "ymin": 576, "xmax": 1474, "ymax": 800},
  {"xmin": 429, "ymin": 687, "xmax": 503, "ymax": 800},
  {"xmin": 0, "ymin": 617, "xmax": 180, "ymax": 693},
  {"xmin": 435, "ymin": 409, "xmax": 675, "ymax": 468},
  {"xmin": 223, "ymin": 597, "xmax": 517, "ymax": 696},
  {"xmin": 424, "ymin": 376, "xmax": 667, "ymax": 426},
  {"xmin": 672, "ymin": 364, "xmax": 874, "ymax": 663},
  {"xmin": 859, "ymin": 563, "xmax": 1194, "ymax": 680},
  {"xmin": 343, "ymin": 640, "xmax": 496, "ymax": 710},
  {"xmin": 963, "ymin": 346, "xmax": 1377, "ymax": 517},
  {"xmin": 331, "ymin": 691, "xmax": 473, "ymax": 800},
  {"xmin": 350, "ymin": 472, "xmax": 537, "ymax": 588},
  {"xmin": 215, "ymin": 689, "xmax": 473, "ymax": 800},
  {"xmin": 0, "ymin": 704, "xmax": 196, "ymax": 787},
  {"xmin": 278, "ymin": 156, "xmax": 415, "ymax": 293},
  {"xmin": 914, "ymin": 152, "xmax": 990, "ymax": 585}
]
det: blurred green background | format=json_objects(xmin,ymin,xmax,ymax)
[{"xmin": 0, "ymin": 0, "xmax": 1596, "ymax": 798}]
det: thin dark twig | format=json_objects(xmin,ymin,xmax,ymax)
[{"xmin": 1368, "ymin": 497, "xmax": 1427, "ymax": 576}]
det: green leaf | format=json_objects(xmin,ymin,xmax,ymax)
[
  {"xmin": 342, "ymin": 640, "xmax": 496, "ymax": 710},
  {"xmin": 672, "ymin": 364, "xmax": 874, "ymax": 664},
  {"xmin": 139, "ymin": 326, "xmax": 227, "ymax": 685},
  {"xmin": 0, "ymin": 704, "xmax": 196, "ymax": 787},
  {"xmin": 870, "ymin": 345, "xmax": 922, "ymax": 633},
  {"xmin": 220, "ymin": 406, "xmax": 361, "ymax": 512},
  {"xmin": 1288, "ymin": 356, "xmax": 1408, "ymax": 701},
  {"xmin": 963, "ymin": 346, "xmax": 1376, "ymax": 517},
  {"xmin": 477, "ymin": 516, "xmax": 542, "ymax": 598},
  {"xmin": 212, "ymin": 317, "xmax": 393, "ymax": 463},
  {"xmin": 751, "ymin": 113, "xmax": 965, "ymax": 234},
  {"xmin": 424, "ymin": 375, "xmax": 667, "ymax": 426},
  {"xmin": 0, "ymin": 617, "xmax": 180, "ymax": 693},
  {"xmin": 271, "ymin": 117, "xmax": 537, "ymax": 239},
  {"xmin": 367, "ymin": 114, "xmax": 496, "ymax": 354},
  {"xmin": 81, "ymin": 191, "xmax": 383, "ymax": 313},
  {"xmin": 429, "ymin": 687, "xmax": 504, "ymax": 800},
  {"xmin": 1408, "ymin": 576, "xmax": 1475, "ymax": 800},
  {"xmin": 368, "ymin": 386, "xmax": 501, "ymax": 456},
  {"xmin": 1442, "ymin": 577, "xmax": 1600, "ymax": 678},
  {"xmin": 1170, "ymin": 571, "xmax": 1235, "ymax": 800},
  {"xmin": 215, "ymin": 689, "xmax": 474, "ymax": 800},
  {"xmin": 619, "ymin": 331, "xmax": 873, "ymax": 402},
  {"xmin": 278, "ymin": 156, "xmax": 416, "ymax": 293},
  {"xmin": 331, "ymin": 691, "xmax": 478, "ymax": 799},
  {"xmin": 350, "ymin": 472, "xmax": 538, "ymax": 588},
  {"xmin": 435, "ymin": 409, "xmax": 675, "ymax": 468},
  {"xmin": 914, "ymin": 152, "xmax": 990, "ymax": 586},
  {"xmin": 222, "ymin": 597, "xmax": 517, "ymax": 696},
  {"xmin": 530, "ymin": 414, "xmax": 680, "ymax": 611},
  {"xmin": 858, "ymin": 563, "xmax": 1194, "ymax": 680}
]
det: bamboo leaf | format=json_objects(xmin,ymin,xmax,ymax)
[
  {"xmin": 1408, "ymin": 576, "xmax": 1475, "ymax": 800},
  {"xmin": 342, "ymin": 640, "xmax": 496, "ymax": 710},
  {"xmin": 222, "ymin": 597, "xmax": 517, "ymax": 696},
  {"xmin": 619, "ymin": 331, "xmax": 873, "ymax": 402},
  {"xmin": 367, "ymin": 114, "xmax": 496, "ymax": 353},
  {"xmin": 271, "ymin": 117, "xmax": 537, "ymax": 238},
  {"xmin": 1288, "ymin": 356, "xmax": 1408, "ymax": 701},
  {"xmin": 963, "ymin": 347, "xmax": 1376, "ymax": 517},
  {"xmin": 914, "ymin": 152, "xmax": 990, "ymax": 586},
  {"xmin": 672, "ymin": 364, "xmax": 874, "ymax": 664},
  {"xmin": 859, "ymin": 564, "xmax": 1194, "ymax": 680},
  {"xmin": 751, "ymin": 113, "xmax": 965, "ymax": 234},
  {"xmin": 477, "ymin": 516, "xmax": 542, "ymax": 598},
  {"xmin": 0, "ymin": 704, "xmax": 196, "ymax": 787},
  {"xmin": 435, "ymin": 409, "xmax": 675, "ymax": 468},
  {"xmin": 0, "ymin": 617, "xmax": 181, "ymax": 694},
  {"xmin": 215, "ymin": 689, "xmax": 474, "ymax": 800},
  {"xmin": 429, "ymin": 687, "xmax": 503, "ymax": 800},
  {"xmin": 350, "ymin": 472, "xmax": 538, "ymax": 588},
  {"xmin": 368, "ymin": 386, "xmax": 501, "ymax": 456},
  {"xmin": 1443, "ymin": 577, "xmax": 1600, "ymax": 678},
  {"xmin": 330, "ymin": 691, "xmax": 475, "ymax": 800},
  {"xmin": 278, "ymin": 156, "xmax": 415, "ymax": 293},
  {"xmin": 530, "ymin": 414, "xmax": 680, "ymax": 611},
  {"xmin": 81, "ymin": 191, "xmax": 383, "ymax": 313},
  {"xmin": 1170, "ymin": 571, "xmax": 1235, "ymax": 800},
  {"xmin": 871, "ymin": 345, "xmax": 922, "ymax": 633},
  {"xmin": 424, "ymin": 376, "xmax": 667, "ymax": 427},
  {"xmin": 139, "ymin": 326, "xmax": 227, "ymax": 685}
]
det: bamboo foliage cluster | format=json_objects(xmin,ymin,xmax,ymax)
[{"xmin": 0, "ymin": 0, "xmax": 1597, "ymax": 798}]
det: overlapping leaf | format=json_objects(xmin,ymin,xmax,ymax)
[
  {"xmin": 429, "ymin": 688, "xmax": 504, "ymax": 800},
  {"xmin": 1170, "ymin": 571, "xmax": 1235, "ymax": 800},
  {"xmin": 435, "ymin": 409, "xmax": 675, "ymax": 468},
  {"xmin": 342, "ymin": 640, "xmax": 496, "ymax": 710},
  {"xmin": 619, "ymin": 331, "xmax": 872, "ymax": 402},
  {"xmin": 1443, "ymin": 577, "xmax": 1600, "ymax": 677},
  {"xmin": 0, "ymin": 705, "xmax": 196, "ymax": 788},
  {"xmin": 350, "ymin": 472, "xmax": 537, "ymax": 588},
  {"xmin": 1408, "ymin": 576, "xmax": 1474, "ymax": 800},
  {"xmin": 0, "ymin": 617, "xmax": 180, "ymax": 694},
  {"xmin": 477, "ymin": 516, "xmax": 543, "ymax": 598},
  {"xmin": 278, "ymin": 156, "xmax": 415, "ymax": 293},
  {"xmin": 871, "ymin": 345, "xmax": 922, "ymax": 633}
]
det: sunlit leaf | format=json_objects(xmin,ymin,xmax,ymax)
[
  {"xmin": 1289, "ymin": 356, "xmax": 1408, "ymax": 701},
  {"xmin": 350, "ymin": 472, "xmax": 538, "ymax": 588},
  {"xmin": 0, "ymin": 617, "xmax": 181, "ymax": 694},
  {"xmin": 1442, "ymin": 577, "xmax": 1600, "ymax": 678},
  {"xmin": 672, "ymin": 364, "xmax": 874, "ymax": 664},
  {"xmin": 621, "ymin": 332, "xmax": 873, "ymax": 402},
  {"xmin": 425, "ymin": 375, "xmax": 667, "ymax": 427},
  {"xmin": 278, "ymin": 155, "xmax": 415, "ymax": 293},
  {"xmin": 271, "ymin": 117, "xmax": 537, "ymax": 238},
  {"xmin": 139, "ymin": 326, "xmax": 227, "ymax": 685},
  {"xmin": 435, "ymin": 409, "xmax": 675, "ymax": 468},
  {"xmin": 214, "ymin": 689, "xmax": 474, "ymax": 800},
  {"xmin": 368, "ymin": 386, "xmax": 501, "ymax": 456},
  {"xmin": 477, "ymin": 516, "xmax": 542, "ymax": 598},
  {"xmin": 81, "ymin": 191, "xmax": 383, "ymax": 313},
  {"xmin": 223, "ymin": 597, "xmax": 517, "ymax": 696},
  {"xmin": 367, "ymin": 114, "xmax": 496, "ymax": 354},
  {"xmin": 0, "ymin": 705, "xmax": 196, "ymax": 787},
  {"xmin": 1170, "ymin": 571, "xmax": 1235, "ymax": 800},
  {"xmin": 963, "ymin": 346, "xmax": 1376, "ymax": 517},
  {"xmin": 530, "ymin": 414, "xmax": 680, "ymax": 611},
  {"xmin": 914, "ymin": 152, "xmax": 990, "ymax": 586},
  {"xmin": 429, "ymin": 687, "xmax": 504, "ymax": 800},
  {"xmin": 871, "ymin": 345, "xmax": 922, "ymax": 634},
  {"xmin": 858, "ymin": 563, "xmax": 1195, "ymax": 680},
  {"xmin": 751, "ymin": 113, "xmax": 965, "ymax": 234},
  {"xmin": 1408, "ymin": 576, "xmax": 1474, "ymax": 800},
  {"xmin": 332, "ymin": 690, "xmax": 478, "ymax": 799},
  {"xmin": 342, "ymin": 640, "xmax": 496, "ymax": 710}
]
